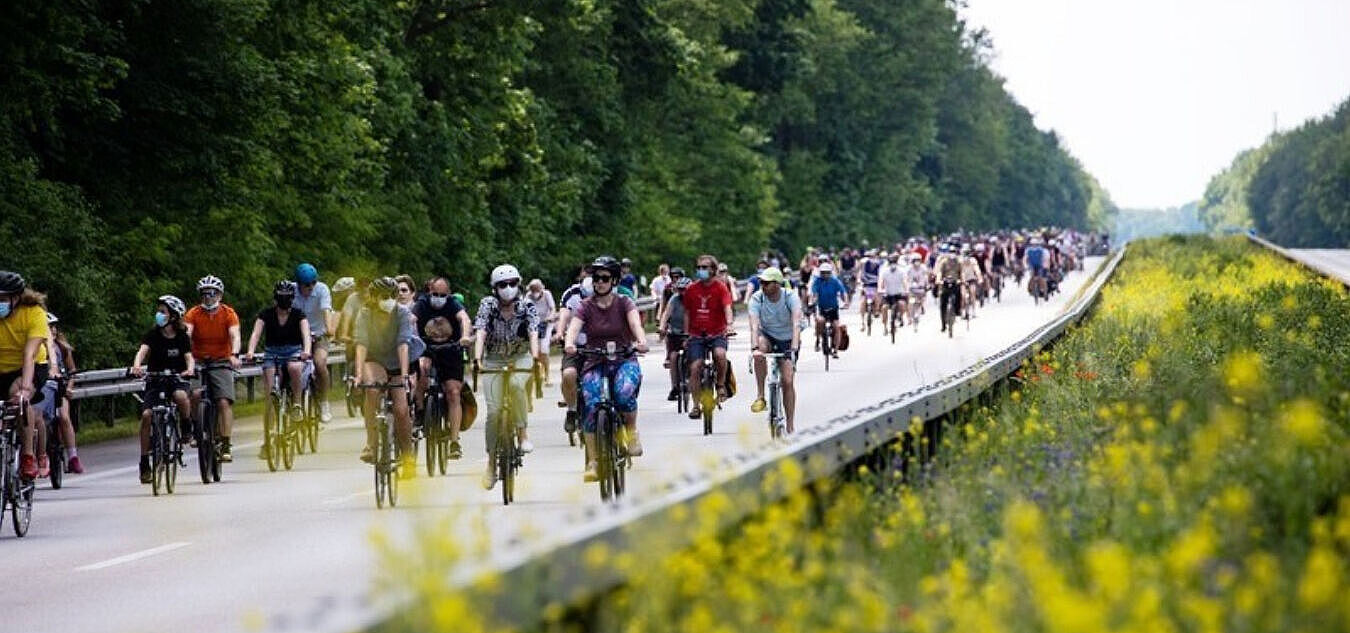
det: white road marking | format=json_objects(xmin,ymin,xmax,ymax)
[{"xmin": 75, "ymin": 542, "xmax": 192, "ymax": 571}]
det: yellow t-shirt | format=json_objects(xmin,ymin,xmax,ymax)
[{"xmin": 0, "ymin": 305, "xmax": 50, "ymax": 373}]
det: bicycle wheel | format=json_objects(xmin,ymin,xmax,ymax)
[
  {"xmin": 198, "ymin": 403, "xmax": 214, "ymax": 485},
  {"xmin": 596, "ymin": 411, "xmax": 613, "ymax": 501},
  {"xmin": 768, "ymin": 384, "xmax": 781, "ymax": 439},
  {"xmin": 151, "ymin": 417, "xmax": 165, "ymax": 496},
  {"xmin": 425, "ymin": 396, "xmax": 441, "ymax": 477},
  {"xmin": 280, "ymin": 397, "xmax": 295, "ymax": 471},
  {"xmin": 498, "ymin": 439, "xmax": 514, "ymax": 506},
  {"xmin": 165, "ymin": 421, "xmax": 179, "ymax": 494},
  {"xmin": 822, "ymin": 327, "xmax": 831, "ymax": 372},
  {"xmin": 374, "ymin": 417, "xmax": 389, "ymax": 508},
  {"xmin": 47, "ymin": 435, "xmax": 63, "ymax": 490},
  {"xmin": 264, "ymin": 394, "xmax": 280, "ymax": 472},
  {"xmin": 10, "ymin": 473, "xmax": 32, "ymax": 537},
  {"xmin": 890, "ymin": 312, "xmax": 898, "ymax": 345},
  {"xmin": 610, "ymin": 428, "xmax": 625, "ymax": 499}
]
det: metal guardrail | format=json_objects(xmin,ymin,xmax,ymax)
[{"xmin": 363, "ymin": 247, "xmax": 1130, "ymax": 632}]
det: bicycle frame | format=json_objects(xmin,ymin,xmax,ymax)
[{"xmin": 1, "ymin": 398, "xmax": 35, "ymax": 537}]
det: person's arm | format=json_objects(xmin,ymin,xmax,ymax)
[
  {"xmin": 747, "ymin": 299, "xmax": 762, "ymax": 356},
  {"xmin": 131, "ymin": 343, "xmax": 150, "ymax": 377},
  {"xmin": 46, "ymin": 339, "xmax": 62, "ymax": 378},
  {"xmin": 19, "ymin": 335, "xmax": 44, "ymax": 395},
  {"xmin": 300, "ymin": 318, "xmax": 312, "ymax": 359},
  {"xmin": 626, "ymin": 306, "xmax": 648, "ymax": 353},
  {"xmin": 563, "ymin": 313, "xmax": 584, "ymax": 355},
  {"xmin": 228, "ymin": 322, "xmax": 242, "ymax": 367},
  {"xmin": 245, "ymin": 318, "xmax": 263, "ymax": 359},
  {"xmin": 397, "ymin": 342, "xmax": 409, "ymax": 379},
  {"xmin": 789, "ymin": 296, "xmax": 802, "ymax": 351},
  {"xmin": 657, "ymin": 300, "xmax": 671, "ymax": 334},
  {"xmin": 457, "ymin": 310, "xmax": 474, "ymax": 347},
  {"xmin": 183, "ymin": 351, "xmax": 195, "ymax": 378},
  {"xmin": 321, "ymin": 285, "xmax": 336, "ymax": 335},
  {"xmin": 354, "ymin": 344, "xmax": 368, "ymax": 384}
]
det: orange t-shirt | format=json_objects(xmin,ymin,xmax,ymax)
[{"xmin": 184, "ymin": 304, "xmax": 239, "ymax": 360}]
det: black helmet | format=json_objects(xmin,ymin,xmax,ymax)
[
  {"xmin": 670, "ymin": 267, "xmax": 686, "ymax": 278},
  {"xmin": 0, "ymin": 271, "xmax": 25, "ymax": 294},
  {"xmin": 273, "ymin": 280, "xmax": 297, "ymax": 297},
  {"xmin": 368, "ymin": 276, "xmax": 399, "ymax": 299},
  {"xmin": 590, "ymin": 255, "xmax": 621, "ymax": 277}
]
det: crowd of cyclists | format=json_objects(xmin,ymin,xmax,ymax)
[{"xmin": 0, "ymin": 227, "xmax": 1104, "ymax": 506}]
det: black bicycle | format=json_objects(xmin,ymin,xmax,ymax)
[
  {"xmin": 670, "ymin": 334, "xmax": 691, "ymax": 415},
  {"xmin": 139, "ymin": 372, "xmax": 186, "ymax": 496},
  {"xmin": 0, "ymin": 397, "xmax": 35, "ymax": 537},
  {"xmin": 689, "ymin": 333, "xmax": 732, "ymax": 435},
  {"xmin": 261, "ymin": 354, "xmax": 306, "ymax": 472},
  {"xmin": 359, "ymin": 381, "xmax": 403, "ymax": 509},
  {"xmin": 342, "ymin": 344, "xmax": 363, "ymax": 419},
  {"xmin": 578, "ymin": 344, "xmax": 639, "ymax": 502},
  {"xmin": 886, "ymin": 296, "xmax": 904, "ymax": 345},
  {"xmin": 474, "ymin": 362, "xmax": 525, "ymax": 505},
  {"xmin": 940, "ymin": 279, "xmax": 961, "ymax": 338},
  {"xmin": 193, "ymin": 360, "xmax": 237, "ymax": 484},
  {"xmin": 420, "ymin": 343, "xmax": 463, "ymax": 477},
  {"xmin": 44, "ymin": 374, "xmax": 72, "ymax": 490},
  {"xmin": 821, "ymin": 318, "xmax": 834, "ymax": 372}
]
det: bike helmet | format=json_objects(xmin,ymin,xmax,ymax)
[
  {"xmin": 490, "ymin": 264, "xmax": 521, "ymax": 286},
  {"xmin": 295, "ymin": 263, "xmax": 318, "ymax": 285},
  {"xmin": 0, "ymin": 271, "xmax": 25, "ymax": 294},
  {"xmin": 589, "ymin": 256, "xmax": 621, "ymax": 277},
  {"xmin": 620, "ymin": 257, "xmax": 633, "ymax": 267},
  {"xmin": 369, "ymin": 276, "xmax": 399, "ymax": 299},
  {"xmin": 670, "ymin": 266, "xmax": 686, "ymax": 279},
  {"xmin": 331, "ymin": 276, "xmax": 356, "ymax": 294},
  {"xmin": 818, "ymin": 262, "xmax": 835, "ymax": 274},
  {"xmin": 158, "ymin": 295, "xmax": 187, "ymax": 318},
  {"xmin": 274, "ymin": 280, "xmax": 298, "ymax": 297},
  {"xmin": 47, "ymin": 312, "xmax": 59, "ymax": 324},
  {"xmin": 197, "ymin": 275, "xmax": 225, "ymax": 293},
  {"xmin": 674, "ymin": 277, "xmax": 693, "ymax": 290}
]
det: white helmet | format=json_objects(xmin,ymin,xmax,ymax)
[
  {"xmin": 490, "ymin": 264, "xmax": 521, "ymax": 286},
  {"xmin": 332, "ymin": 276, "xmax": 356, "ymax": 293},
  {"xmin": 158, "ymin": 295, "xmax": 187, "ymax": 318},
  {"xmin": 818, "ymin": 262, "xmax": 835, "ymax": 274},
  {"xmin": 46, "ymin": 312, "xmax": 59, "ymax": 324},
  {"xmin": 196, "ymin": 275, "xmax": 224, "ymax": 293}
]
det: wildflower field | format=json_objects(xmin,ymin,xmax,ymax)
[{"xmin": 389, "ymin": 236, "xmax": 1350, "ymax": 633}]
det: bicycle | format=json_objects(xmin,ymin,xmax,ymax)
[
  {"xmin": 137, "ymin": 372, "xmax": 186, "ymax": 496},
  {"xmin": 752, "ymin": 351, "xmax": 792, "ymax": 439},
  {"xmin": 821, "ymin": 318, "xmax": 834, "ymax": 372},
  {"xmin": 886, "ymin": 296, "xmax": 905, "ymax": 345},
  {"xmin": 342, "ymin": 345, "xmax": 363, "ymax": 419},
  {"xmin": 1029, "ymin": 269, "xmax": 1049, "ymax": 305},
  {"xmin": 577, "ymin": 344, "xmax": 638, "ymax": 502},
  {"xmin": 0, "ymin": 397, "xmax": 35, "ymax": 537},
  {"xmin": 261, "ymin": 354, "xmax": 307, "ymax": 472},
  {"xmin": 420, "ymin": 343, "xmax": 462, "ymax": 477},
  {"xmin": 358, "ymin": 381, "xmax": 403, "ymax": 508},
  {"xmin": 474, "ymin": 362, "xmax": 525, "ymax": 505},
  {"xmin": 940, "ymin": 280, "xmax": 961, "ymax": 338},
  {"xmin": 862, "ymin": 294, "xmax": 874, "ymax": 336},
  {"xmin": 193, "ymin": 360, "xmax": 236, "ymax": 484},
  {"xmin": 44, "ymin": 374, "xmax": 72, "ymax": 490},
  {"xmin": 689, "ymin": 333, "xmax": 733, "ymax": 435},
  {"xmin": 295, "ymin": 339, "xmax": 323, "ymax": 456}
]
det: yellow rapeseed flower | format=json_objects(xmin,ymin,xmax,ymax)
[
  {"xmin": 1280, "ymin": 398, "xmax": 1326, "ymax": 447},
  {"xmin": 1222, "ymin": 350, "xmax": 1263, "ymax": 395}
]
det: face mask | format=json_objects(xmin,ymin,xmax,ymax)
[
  {"xmin": 695, "ymin": 269, "xmax": 711, "ymax": 281},
  {"xmin": 154, "ymin": 312, "xmax": 169, "ymax": 328},
  {"xmin": 203, "ymin": 300, "xmax": 220, "ymax": 311},
  {"xmin": 0, "ymin": 302, "xmax": 11, "ymax": 319},
  {"xmin": 580, "ymin": 278, "xmax": 594, "ymax": 298},
  {"xmin": 757, "ymin": 267, "xmax": 766, "ymax": 274},
  {"xmin": 498, "ymin": 286, "xmax": 519, "ymax": 301},
  {"xmin": 379, "ymin": 298, "xmax": 397, "ymax": 313},
  {"xmin": 429, "ymin": 296, "xmax": 447, "ymax": 309}
]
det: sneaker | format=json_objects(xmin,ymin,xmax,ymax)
[
  {"xmin": 667, "ymin": 388, "xmax": 679, "ymax": 401},
  {"xmin": 66, "ymin": 455, "xmax": 84, "ymax": 474},
  {"xmin": 519, "ymin": 438, "xmax": 534, "ymax": 453},
  {"xmin": 37, "ymin": 453, "xmax": 50, "ymax": 478},
  {"xmin": 625, "ymin": 433, "xmax": 643, "ymax": 457},
  {"xmin": 359, "ymin": 445, "xmax": 375, "ymax": 464},
  {"xmin": 583, "ymin": 461, "xmax": 599, "ymax": 483},
  {"xmin": 482, "ymin": 463, "xmax": 497, "ymax": 490},
  {"xmin": 832, "ymin": 351, "xmax": 840, "ymax": 359},
  {"xmin": 688, "ymin": 406, "xmax": 702, "ymax": 420},
  {"xmin": 138, "ymin": 458, "xmax": 152, "ymax": 484},
  {"xmin": 21, "ymin": 454, "xmax": 39, "ymax": 480},
  {"xmin": 399, "ymin": 460, "xmax": 416, "ymax": 480},
  {"xmin": 564, "ymin": 410, "xmax": 578, "ymax": 435},
  {"xmin": 448, "ymin": 441, "xmax": 462, "ymax": 460},
  {"xmin": 751, "ymin": 397, "xmax": 766, "ymax": 413},
  {"xmin": 320, "ymin": 401, "xmax": 333, "ymax": 423},
  {"xmin": 219, "ymin": 440, "xmax": 233, "ymax": 463}
]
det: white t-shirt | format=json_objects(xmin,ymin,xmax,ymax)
[
  {"xmin": 879, "ymin": 264, "xmax": 907, "ymax": 296},
  {"xmin": 650, "ymin": 275, "xmax": 670, "ymax": 298}
]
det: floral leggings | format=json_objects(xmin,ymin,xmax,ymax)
[{"xmin": 580, "ymin": 358, "xmax": 642, "ymax": 433}]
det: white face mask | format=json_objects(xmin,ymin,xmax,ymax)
[
  {"xmin": 379, "ymin": 299, "xmax": 397, "ymax": 313},
  {"xmin": 429, "ymin": 296, "xmax": 447, "ymax": 309},
  {"xmin": 498, "ymin": 286, "xmax": 519, "ymax": 301}
]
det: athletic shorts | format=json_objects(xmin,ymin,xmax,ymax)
[
  {"xmin": 197, "ymin": 365, "xmax": 237, "ymax": 403},
  {"xmin": 884, "ymin": 294, "xmax": 907, "ymax": 309},
  {"xmin": 0, "ymin": 363, "xmax": 49, "ymax": 406},
  {"xmin": 425, "ymin": 343, "xmax": 466, "ymax": 383},
  {"xmin": 759, "ymin": 335, "xmax": 797, "ymax": 363},
  {"xmin": 818, "ymin": 308, "xmax": 840, "ymax": 322},
  {"xmin": 141, "ymin": 376, "xmax": 189, "ymax": 413},
  {"xmin": 686, "ymin": 335, "xmax": 728, "ymax": 362}
]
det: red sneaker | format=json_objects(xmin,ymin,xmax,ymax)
[
  {"xmin": 37, "ymin": 453, "xmax": 50, "ymax": 478},
  {"xmin": 67, "ymin": 456, "xmax": 84, "ymax": 474},
  {"xmin": 20, "ymin": 454, "xmax": 38, "ymax": 479}
]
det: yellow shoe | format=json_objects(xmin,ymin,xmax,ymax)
[
  {"xmin": 750, "ymin": 397, "xmax": 766, "ymax": 413},
  {"xmin": 584, "ymin": 461, "xmax": 599, "ymax": 483}
]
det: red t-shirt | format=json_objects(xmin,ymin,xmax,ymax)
[
  {"xmin": 683, "ymin": 279, "xmax": 732, "ymax": 336},
  {"xmin": 184, "ymin": 305, "xmax": 240, "ymax": 360}
]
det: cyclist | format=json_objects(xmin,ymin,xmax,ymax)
[
  {"xmin": 474, "ymin": 264, "xmax": 541, "ymax": 490},
  {"xmin": 618, "ymin": 258, "xmax": 638, "ymax": 296},
  {"xmin": 960, "ymin": 245, "xmax": 984, "ymax": 317},
  {"xmin": 877, "ymin": 252, "xmax": 908, "ymax": 330},
  {"xmin": 563, "ymin": 256, "xmax": 649, "ymax": 481},
  {"xmin": 839, "ymin": 249, "xmax": 858, "ymax": 296},
  {"xmin": 716, "ymin": 262, "xmax": 739, "ymax": 304},
  {"xmin": 685, "ymin": 254, "xmax": 735, "ymax": 420},
  {"xmin": 555, "ymin": 269, "xmax": 594, "ymax": 436},
  {"xmin": 657, "ymin": 277, "xmax": 692, "ymax": 401},
  {"xmin": 244, "ymin": 281, "xmax": 313, "ymax": 456},
  {"xmin": 184, "ymin": 275, "xmax": 242, "ymax": 461},
  {"xmin": 935, "ymin": 244, "xmax": 963, "ymax": 333},
  {"xmin": 130, "ymin": 295, "xmax": 195, "ymax": 484},
  {"xmin": 858, "ymin": 249, "xmax": 882, "ymax": 325},
  {"xmin": 747, "ymin": 268, "xmax": 801, "ymax": 432},
  {"xmin": 336, "ymin": 276, "xmax": 369, "ymax": 344},
  {"xmin": 656, "ymin": 267, "xmax": 685, "ymax": 325},
  {"xmin": 40, "ymin": 313, "xmax": 81, "ymax": 473},
  {"xmin": 353, "ymin": 277, "xmax": 417, "ymax": 475},
  {"xmin": 412, "ymin": 275, "xmax": 473, "ymax": 460},
  {"xmin": 1025, "ymin": 237, "xmax": 1049, "ymax": 297},
  {"xmin": 906, "ymin": 254, "xmax": 930, "ymax": 325},
  {"xmin": 809, "ymin": 262, "xmax": 849, "ymax": 357},
  {"xmin": 0, "ymin": 271, "xmax": 50, "ymax": 480},
  {"xmin": 293, "ymin": 264, "xmax": 335, "ymax": 423},
  {"xmin": 525, "ymin": 279, "xmax": 556, "ymax": 382}
]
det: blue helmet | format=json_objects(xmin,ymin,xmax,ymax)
[{"xmin": 295, "ymin": 263, "xmax": 318, "ymax": 284}]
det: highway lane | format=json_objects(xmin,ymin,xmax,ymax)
[
  {"xmin": 5, "ymin": 259, "xmax": 1103, "ymax": 633},
  {"xmin": 1285, "ymin": 248, "xmax": 1350, "ymax": 285}
]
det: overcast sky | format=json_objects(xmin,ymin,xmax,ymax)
[{"xmin": 960, "ymin": 0, "xmax": 1350, "ymax": 209}]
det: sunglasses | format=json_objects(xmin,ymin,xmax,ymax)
[
  {"xmin": 200, "ymin": 290, "xmax": 220, "ymax": 298},
  {"xmin": 592, "ymin": 274, "xmax": 614, "ymax": 283},
  {"xmin": 494, "ymin": 280, "xmax": 520, "ymax": 289},
  {"xmin": 696, "ymin": 265, "xmax": 712, "ymax": 270},
  {"xmin": 429, "ymin": 292, "xmax": 449, "ymax": 299}
]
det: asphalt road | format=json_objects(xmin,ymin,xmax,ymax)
[
  {"xmin": 1286, "ymin": 248, "xmax": 1350, "ymax": 285},
  {"xmin": 3, "ymin": 259, "xmax": 1102, "ymax": 633}
]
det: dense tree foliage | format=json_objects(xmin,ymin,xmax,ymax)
[
  {"xmin": 1199, "ymin": 95, "xmax": 1350, "ymax": 246},
  {"xmin": 1, "ymin": 0, "xmax": 1106, "ymax": 365}
]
